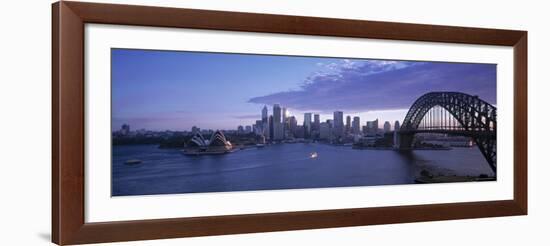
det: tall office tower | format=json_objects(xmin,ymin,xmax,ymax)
[
  {"xmin": 333, "ymin": 111, "xmax": 344, "ymax": 138},
  {"xmin": 262, "ymin": 105, "xmax": 269, "ymax": 138},
  {"xmin": 393, "ymin": 120, "xmax": 401, "ymax": 148},
  {"xmin": 262, "ymin": 105, "xmax": 268, "ymax": 123},
  {"xmin": 394, "ymin": 120, "xmax": 400, "ymax": 131},
  {"xmin": 366, "ymin": 119, "xmax": 379, "ymax": 136},
  {"xmin": 345, "ymin": 115, "xmax": 351, "ymax": 134},
  {"xmin": 312, "ymin": 114, "xmax": 320, "ymax": 139},
  {"xmin": 268, "ymin": 115, "xmax": 274, "ymax": 140},
  {"xmin": 319, "ymin": 122, "xmax": 331, "ymax": 140},
  {"xmin": 304, "ymin": 113, "xmax": 312, "ymax": 138},
  {"xmin": 273, "ymin": 104, "xmax": 283, "ymax": 140},
  {"xmin": 282, "ymin": 107, "xmax": 287, "ymax": 138},
  {"xmin": 273, "ymin": 104, "xmax": 281, "ymax": 124},
  {"xmin": 245, "ymin": 125, "xmax": 252, "ymax": 133},
  {"xmin": 383, "ymin": 121, "xmax": 391, "ymax": 132},
  {"xmin": 352, "ymin": 116, "xmax": 360, "ymax": 134},
  {"xmin": 237, "ymin": 125, "xmax": 244, "ymax": 134},
  {"xmin": 313, "ymin": 114, "xmax": 320, "ymax": 131},
  {"xmin": 254, "ymin": 120, "xmax": 263, "ymax": 134},
  {"xmin": 289, "ymin": 116, "xmax": 298, "ymax": 137}
]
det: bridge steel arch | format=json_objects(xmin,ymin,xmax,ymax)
[{"xmin": 399, "ymin": 92, "xmax": 497, "ymax": 173}]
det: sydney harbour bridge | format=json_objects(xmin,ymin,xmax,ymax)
[{"xmin": 398, "ymin": 92, "xmax": 497, "ymax": 173}]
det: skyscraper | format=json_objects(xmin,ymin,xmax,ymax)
[
  {"xmin": 333, "ymin": 111, "xmax": 344, "ymax": 138},
  {"xmin": 394, "ymin": 120, "xmax": 400, "ymax": 131},
  {"xmin": 268, "ymin": 115, "xmax": 274, "ymax": 140},
  {"xmin": 304, "ymin": 113, "xmax": 312, "ymax": 138},
  {"xmin": 313, "ymin": 114, "xmax": 320, "ymax": 130},
  {"xmin": 383, "ymin": 121, "xmax": 391, "ymax": 132},
  {"xmin": 254, "ymin": 120, "xmax": 263, "ymax": 134},
  {"xmin": 262, "ymin": 105, "xmax": 268, "ymax": 139},
  {"xmin": 393, "ymin": 120, "xmax": 401, "ymax": 148},
  {"xmin": 273, "ymin": 104, "xmax": 281, "ymax": 124},
  {"xmin": 289, "ymin": 116, "xmax": 297, "ymax": 137},
  {"xmin": 319, "ymin": 122, "xmax": 331, "ymax": 140},
  {"xmin": 312, "ymin": 114, "xmax": 321, "ymax": 139},
  {"xmin": 273, "ymin": 104, "xmax": 283, "ymax": 140},
  {"xmin": 352, "ymin": 117, "xmax": 360, "ymax": 134},
  {"xmin": 282, "ymin": 107, "xmax": 287, "ymax": 138},
  {"xmin": 366, "ymin": 119, "xmax": 379, "ymax": 136},
  {"xmin": 262, "ymin": 105, "xmax": 268, "ymax": 123},
  {"xmin": 345, "ymin": 115, "xmax": 351, "ymax": 134}
]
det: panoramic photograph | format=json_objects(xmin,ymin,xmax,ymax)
[{"xmin": 111, "ymin": 48, "xmax": 497, "ymax": 196}]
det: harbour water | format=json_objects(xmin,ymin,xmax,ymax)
[{"xmin": 112, "ymin": 143, "xmax": 493, "ymax": 196}]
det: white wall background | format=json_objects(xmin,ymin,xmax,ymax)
[{"xmin": 0, "ymin": 0, "xmax": 547, "ymax": 245}]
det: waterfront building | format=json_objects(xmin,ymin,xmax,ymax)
[
  {"xmin": 333, "ymin": 111, "xmax": 344, "ymax": 139},
  {"xmin": 185, "ymin": 131, "xmax": 232, "ymax": 153},
  {"xmin": 273, "ymin": 104, "xmax": 283, "ymax": 140},
  {"xmin": 262, "ymin": 105, "xmax": 268, "ymax": 123},
  {"xmin": 268, "ymin": 115, "xmax": 274, "ymax": 140},
  {"xmin": 187, "ymin": 132, "xmax": 208, "ymax": 150},
  {"xmin": 352, "ymin": 117, "xmax": 360, "ymax": 134},
  {"xmin": 262, "ymin": 105, "xmax": 269, "ymax": 138},
  {"xmin": 345, "ymin": 116, "xmax": 351, "ymax": 134},
  {"xmin": 366, "ymin": 119, "xmax": 379, "ymax": 136},
  {"xmin": 383, "ymin": 121, "xmax": 391, "ymax": 132},
  {"xmin": 274, "ymin": 123, "xmax": 284, "ymax": 140},
  {"xmin": 289, "ymin": 116, "xmax": 298, "ymax": 137},
  {"xmin": 121, "ymin": 124, "xmax": 130, "ymax": 135},
  {"xmin": 313, "ymin": 114, "xmax": 320, "ymax": 131},
  {"xmin": 294, "ymin": 125, "xmax": 305, "ymax": 139},
  {"xmin": 191, "ymin": 126, "xmax": 200, "ymax": 134},
  {"xmin": 394, "ymin": 120, "xmax": 400, "ymax": 131},
  {"xmin": 254, "ymin": 120, "xmax": 263, "ymax": 135},
  {"xmin": 208, "ymin": 130, "xmax": 233, "ymax": 152},
  {"xmin": 282, "ymin": 107, "xmax": 288, "ymax": 138},
  {"xmin": 304, "ymin": 113, "xmax": 312, "ymax": 138},
  {"xmin": 319, "ymin": 122, "xmax": 331, "ymax": 140},
  {"xmin": 273, "ymin": 104, "xmax": 281, "ymax": 123},
  {"xmin": 237, "ymin": 125, "xmax": 244, "ymax": 134}
]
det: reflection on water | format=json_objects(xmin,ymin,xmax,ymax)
[{"xmin": 112, "ymin": 143, "xmax": 493, "ymax": 196}]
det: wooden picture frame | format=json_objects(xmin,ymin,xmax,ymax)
[{"xmin": 52, "ymin": 1, "xmax": 527, "ymax": 245}]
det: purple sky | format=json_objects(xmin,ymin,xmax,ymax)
[{"xmin": 112, "ymin": 49, "xmax": 496, "ymax": 131}]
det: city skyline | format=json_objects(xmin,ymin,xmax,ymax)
[{"xmin": 112, "ymin": 49, "xmax": 496, "ymax": 131}]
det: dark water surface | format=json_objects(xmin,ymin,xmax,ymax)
[{"xmin": 112, "ymin": 143, "xmax": 493, "ymax": 196}]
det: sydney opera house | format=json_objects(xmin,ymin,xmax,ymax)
[{"xmin": 183, "ymin": 130, "xmax": 233, "ymax": 155}]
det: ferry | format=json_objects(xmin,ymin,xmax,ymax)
[{"xmin": 310, "ymin": 152, "xmax": 318, "ymax": 159}]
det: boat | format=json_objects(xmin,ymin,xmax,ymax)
[
  {"xmin": 310, "ymin": 152, "xmax": 318, "ymax": 159},
  {"xmin": 124, "ymin": 159, "xmax": 142, "ymax": 165},
  {"xmin": 256, "ymin": 144, "xmax": 265, "ymax": 148}
]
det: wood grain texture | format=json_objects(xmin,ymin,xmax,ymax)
[
  {"xmin": 52, "ymin": 1, "xmax": 528, "ymax": 245},
  {"xmin": 62, "ymin": 1, "xmax": 525, "ymax": 46}
]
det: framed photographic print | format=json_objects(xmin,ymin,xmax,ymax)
[{"xmin": 52, "ymin": 1, "xmax": 527, "ymax": 245}]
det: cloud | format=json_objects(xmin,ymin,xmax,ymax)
[
  {"xmin": 233, "ymin": 114, "xmax": 261, "ymax": 119},
  {"xmin": 248, "ymin": 60, "xmax": 496, "ymax": 113}
]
